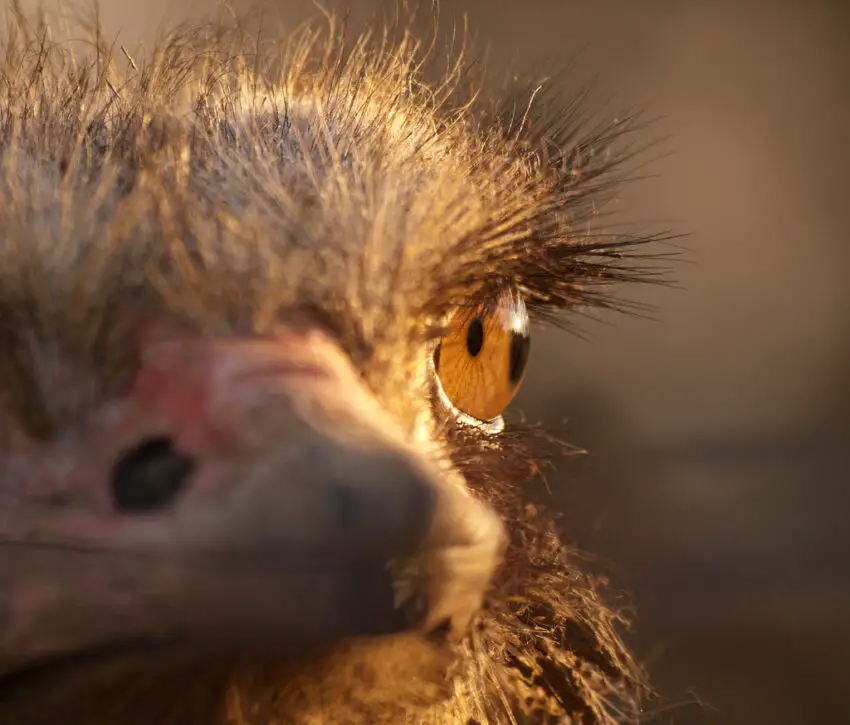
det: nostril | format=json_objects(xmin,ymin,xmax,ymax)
[{"xmin": 110, "ymin": 436, "xmax": 196, "ymax": 513}]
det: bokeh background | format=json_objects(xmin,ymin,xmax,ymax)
[{"xmin": 14, "ymin": 0, "xmax": 850, "ymax": 722}]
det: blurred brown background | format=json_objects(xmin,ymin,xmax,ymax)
[{"xmin": 17, "ymin": 0, "xmax": 850, "ymax": 722}]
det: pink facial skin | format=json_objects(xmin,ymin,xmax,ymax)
[{"xmin": 0, "ymin": 329, "xmax": 504, "ymax": 675}]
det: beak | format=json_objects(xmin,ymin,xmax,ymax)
[{"xmin": 0, "ymin": 331, "xmax": 505, "ymax": 670}]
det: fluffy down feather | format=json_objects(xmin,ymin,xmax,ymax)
[{"xmin": 0, "ymin": 4, "xmax": 670, "ymax": 723}]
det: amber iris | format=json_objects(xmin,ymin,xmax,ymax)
[{"xmin": 434, "ymin": 291, "xmax": 531, "ymax": 422}]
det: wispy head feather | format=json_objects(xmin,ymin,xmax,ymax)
[{"xmin": 0, "ymin": 4, "xmax": 668, "ymax": 723}]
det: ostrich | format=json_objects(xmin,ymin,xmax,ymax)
[{"xmin": 0, "ymin": 6, "xmax": 665, "ymax": 725}]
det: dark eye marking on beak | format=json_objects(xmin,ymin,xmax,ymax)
[{"xmin": 110, "ymin": 436, "xmax": 196, "ymax": 513}]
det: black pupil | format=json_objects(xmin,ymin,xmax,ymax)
[
  {"xmin": 111, "ymin": 436, "xmax": 195, "ymax": 513},
  {"xmin": 466, "ymin": 317, "xmax": 485, "ymax": 357},
  {"xmin": 509, "ymin": 331, "xmax": 531, "ymax": 384}
]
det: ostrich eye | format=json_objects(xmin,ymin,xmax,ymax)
[{"xmin": 433, "ymin": 290, "xmax": 531, "ymax": 422}]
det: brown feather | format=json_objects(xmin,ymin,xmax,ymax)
[{"xmin": 0, "ymin": 4, "xmax": 667, "ymax": 723}]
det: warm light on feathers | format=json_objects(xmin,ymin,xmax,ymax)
[{"xmin": 0, "ymin": 4, "xmax": 672, "ymax": 724}]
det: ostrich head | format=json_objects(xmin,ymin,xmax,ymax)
[{"xmin": 0, "ymin": 7, "xmax": 664, "ymax": 725}]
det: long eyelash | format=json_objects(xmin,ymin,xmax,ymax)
[
  {"xmin": 444, "ymin": 106, "xmax": 679, "ymax": 324},
  {"xmin": 401, "ymin": 44, "xmax": 682, "ymax": 325}
]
